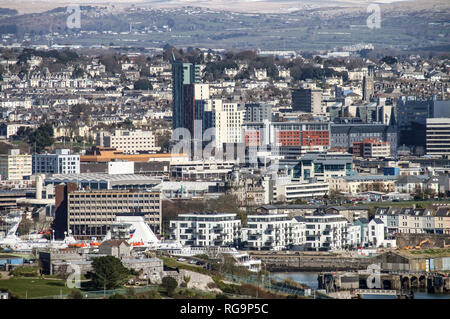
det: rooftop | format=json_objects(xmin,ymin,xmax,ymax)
[{"xmin": 47, "ymin": 173, "xmax": 161, "ymax": 184}]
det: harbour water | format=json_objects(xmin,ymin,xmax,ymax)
[{"xmin": 272, "ymin": 272, "xmax": 450, "ymax": 299}]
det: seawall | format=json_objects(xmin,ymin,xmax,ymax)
[{"xmin": 249, "ymin": 252, "xmax": 376, "ymax": 272}]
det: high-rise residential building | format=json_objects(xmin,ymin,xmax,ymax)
[
  {"xmin": 0, "ymin": 149, "xmax": 32, "ymax": 180},
  {"xmin": 169, "ymin": 212, "xmax": 241, "ymax": 247},
  {"xmin": 193, "ymin": 99, "xmax": 215, "ymax": 138},
  {"xmin": 97, "ymin": 129, "xmax": 159, "ymax": 154},
  {"xmin": 33, "ymin": 149, "xmax": 80, "ymax": 175},
  {"xmin": 182, "ymin": 83, "xmax": 210, "ymax": 138},
  {"xmin": 172, "ymin": 59, "xmax": 202, "ymax": 131},
  {"xmin": 292, "ymin": 85, "xmax": 323, "ymax": 114},
  {"xmin": 214, "ymin": 100, "xmax": 245, "ymax": 147},
  {"xmin": 426, "ymin": 118, "xmax": 450, "ymax": 156}
]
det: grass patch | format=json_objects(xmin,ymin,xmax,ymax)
[
  {"xmin": 408, "ymin": 248, "xmax": 450, "ymax": 256},
  {"xmin": 9, "ymin": 266, "xmax": 39, "ymax": 277},
  {"xmin": 0, "ymin": 277, "xmax": 77, "ymax": 298}
]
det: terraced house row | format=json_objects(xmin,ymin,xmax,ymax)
[{"xmin": 375, "ymin": 206, "xmax": 450, "ymax": 235}]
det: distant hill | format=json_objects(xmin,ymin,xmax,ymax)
[
  {"xmin": 0, "ymin": 0, "xmax": 437, "ymax": 14},
  {"xmin": 0, "ymin": 0, "xmax": 448, "ymax": 51}
]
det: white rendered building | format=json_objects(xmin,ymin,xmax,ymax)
[
  {"xmin": 304, "ymin": 212, "xmax": 349, "ymax": 251},
  {"xmin": 169, "ymin": 212, "xmax": 241, "ymax": 247},
  {"xmin": 0, "ymin": 149, "xmax": 32, "ymax": 180},
  {"xmin": 213, "ymin": 100, "xmax": 245, "ymax": 147},
  {"xmin": 243, "ymin": 213, "xmax": 306, "ymax": 251},
  {"xmin": 426, "ymin": 118, "xmax": 450, "ymax": 156},
  {"xmin": 33, "ymin": 149, "xmax": 80, "ymax": 174},
  {"xmin": 98, "ymin": 129, "xmax": 159, "ymax": 154}
]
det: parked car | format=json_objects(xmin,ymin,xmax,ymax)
[
  {"xmin": 177, "ymin": 257, "xmax": 186, "ymax": 262},
  {"xmin": 189, "ymin": 260, "xmax": 197, "ymax": 264}
]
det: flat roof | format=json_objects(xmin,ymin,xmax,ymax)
[
  {"xmin": 341, "ymin": 175, "xmax": 397, "ymax": 182},
  {"xmin": 46, "ymin": 173, "xmax": 162, "ymax": 184}
]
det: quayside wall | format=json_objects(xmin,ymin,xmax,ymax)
[{"xmin": 249, "ymin": 252, "xmax": 376, "ymax": 272}]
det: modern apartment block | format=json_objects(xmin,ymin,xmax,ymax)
[
  {"xmin": 97, "ymin": 129, "xmax": 159, "ymax": 154},
  {"xmin": 244, "ymin": 213, "xmax": 305, "ymax": 251},
  {"xmin": 214, "ymin": 101, "xmax": 245, "ymax": 146},
  {"xmin": 0, "ymin": 149, "xmax": 32, "ymax": 180},
  {"xmin": 304, "ymin": 211, "xmax": 349, "ymax": 251},
  {"xmin": 66, "ymin": 189, "xmax": 161, "ymax": 239},
  {"xmin": 165, "ymin": 209, "xmax": 406, "ymax": 250},
  {"xmin": 426, "ymin": 118, "xmax": 450, "ymax": 156},
  {"xmin": 169, "ymin": 212, "xmax": 241, "ymax": 247},
  {"xmin": 183, "ymin": 83, "xmax": 210, "ymax": 138},
  {"xmin": 33, "ymin": 149, "xmax": 80, "ymax": 174}
]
